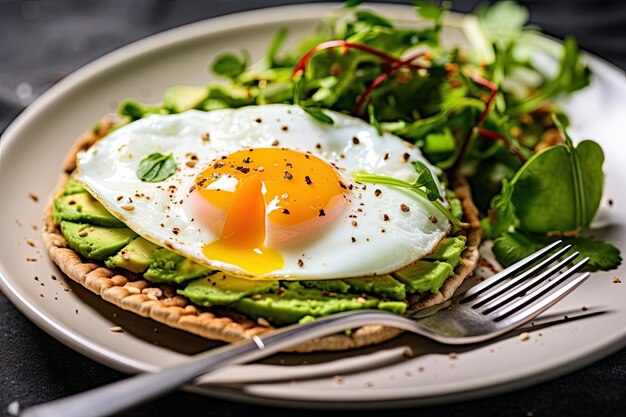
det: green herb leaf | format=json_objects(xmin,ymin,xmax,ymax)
[
  {"xmin": 368, "ymin": 104, "xmax": 382, "ymax": 136},
  {"xmin": 301, "ymin": 106, "xmax": 334, "ymax": 125},
  {"xmin": 481, "ymin": 178, "xmax": 517, "ymax": 238},
  {"xmin": 267, "ymin": 28, "xmax": 288, "ymax": 67},
  {"xmin": 345, "ymin": 0, "xmax": 365, "ymax": 7},
  {"xmin": 413, "ymin": 0, "xmax": 443, "ymax": 21},
  {"xmin": 411, "ymin": 161, "xmax": 440, "ymax": 201},
  {"xmin": 136, "ymin": 153, "xmax": 177, "ymax": 183},
  {"xmin": 493, "ymin": 232, "xmax": 622, "ymax": 272},
  {"xmin": 352, "ymin": 171, "xmax": 468, "ymax": 230},
  {"xmin": 212, "ymin": 52, "xmax": 249, "ymax": 79}
]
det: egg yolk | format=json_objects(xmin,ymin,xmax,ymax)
[{"xmin": 193, "ymin": 148, "xmax": 349, "ymax": 275}]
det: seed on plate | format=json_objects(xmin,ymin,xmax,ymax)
[
  {"xmin": 120, "ymin": 204, "xmax": 134, "ymax": 211},
  {"xmin": 257, "ymin": 317, "xmax": 270, "ymax": 327},
  {"xmin": 28, "ymin": 192, "xmax": 39, "ymax": 202},
  {"xmin": 448, "ymin": 352, "xmax": 458, "ymax": 360},
  {"xmin": 109, "ymin": 326, "xmax": 123, "ymax": 333},
  {"xmin": 519, "ymin": 332, "xmax": 530, "ymax": 341},
  {"xmin": 612, "ymin": 277, "xmax": 622, "ymax": 283},
  {"xmin": 400, "ymin": 204, "xmax": 410, "ymax": 212}
]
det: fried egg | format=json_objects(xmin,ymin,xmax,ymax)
[{"xmin": 75, "ymin": 104, "xmax": 450, "ymax": 279}]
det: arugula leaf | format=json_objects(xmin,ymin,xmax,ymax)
[
  {"xmin": 352, "ymin": 169, "xmax": 468, "ymax": 230},
  {"xmin": 493, "ymin": 232, "xmax": 622, "ymax": 272},
  {"xmin": 368, "ymin": 103, "xmax": 382, "ymax": 136},
  {"xmin": 136, "ymin": 153, "xmax": 177, "ymax": 182},
  {"xmin": 212, "ymin": 52, "xmax": 249, "ymax": 79},
  {"xmin": 266, "ymin": 28, "xmax": 288, "ymax": 67},
  {"xmin": 481, "ymin": 178, "xmax": 517, "ymax": 238},
  {"xmin": 345, "ymin": 0, "xmax": 365, "ymax": 7},
  {"xmin": 301, "ymin": 106, "xmax": 334, "ymax": 125},
  {"xmin": 411, "ymin": 161, "xmax": 440, "ymax": 201}
]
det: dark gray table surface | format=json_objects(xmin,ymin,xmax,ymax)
[{"xmin": 2, "ymin": 1, "xmax": 625, "ymax": 416}]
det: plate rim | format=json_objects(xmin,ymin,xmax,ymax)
[{"xmin": 1, "ymin": 1, "xmax": 625, "ymax": 408}]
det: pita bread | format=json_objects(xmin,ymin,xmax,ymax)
[{"xmin": 42, "ymin": 117, "xmax": 482, "ymax": 352}]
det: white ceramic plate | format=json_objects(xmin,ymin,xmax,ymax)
[{"xmin": 1, "ymin": 3, "xmax": 625, "ymax": 409}]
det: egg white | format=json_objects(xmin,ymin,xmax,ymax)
[{"xmin": 75, "ymin": 104, "xmax": 450, "ymax": 279}]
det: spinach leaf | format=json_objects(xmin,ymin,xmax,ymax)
[
  {"xmin": 493, "ymin": 232, "xmax": 622, "ymax": 272},
  {"xmin": 136, "ymin": 153, "xmax": 177, "ymax": 182},
  {"xmin": 486, "ymin": 119, "xmax": 604, "ymax": 234},
  {"xmin": 481, "ymin": 178, "xmax": 517, "ymax": 238}
]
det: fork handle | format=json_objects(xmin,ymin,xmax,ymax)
[{"xmin": 21, "ymin": 310, "xmax": 417, "ymax": 417}]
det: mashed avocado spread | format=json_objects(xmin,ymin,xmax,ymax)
[{"xmin": 54, "ymin": 180, "xmax": 466, "ymax": 325}]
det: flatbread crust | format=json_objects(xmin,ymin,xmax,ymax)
[{"xmin": 42, "ymin": 117, "xmax": 482, "ymax": 352}]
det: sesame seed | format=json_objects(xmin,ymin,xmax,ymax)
[
  {"xmin": 257, "ymin": 317, "xmax": 270, "ymax": 327},
  {"xmin": 297, "ymin": 259, "xmax": 304, "ymax": 267},
  {"xmin": 272, "ymin": 140, "xmax": 280, "ymax": 146},
  {"xmin": 519, "ymin": 332, "xmax": 530, "ymax": 341},
  {"xmin": 429, "ymin": 215, "xmax": 438, "ymax": 223},
  {"xmin": 78, "ymin": 229, "xmax": 89, "ymax": 237},
  {"xmin": 251, "ymin": 294, "xmax": 263, "ymax": 300},
  {"xmin": 351, "ymin": 221, "xmax": 358, "ymax": 227},
  {"xmin": 374, "ymin": 189, "xmax": 382, "ymax": 197},
  {"xmin": 120, "ymin": 204, "xmax": 134, "ymax": 211},
  {"xmin": 400, "ymin": 204, "xmax": 410, "ymax": 212},
  {"xmin": 28, "ymin": 192, "xmax": 39, "ymax": 202},
  {"xmin": 109, "ymin": 326, "xmax": 123, "ymax": 333}
]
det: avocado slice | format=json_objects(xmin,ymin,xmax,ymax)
[
  {"xmin": 298, "ymin": 279, "xmax": 351, "ymax": 293},
  {"xmin": 162, "ymin": 86, "xmax": 209, "ymax": 113},
  {"xmin": 60, "ymin": 221, "xmax": 137, "ymax": 261},
  {"xmin": 105, "ymin": 237, "xmax": 161, "ymax": 273},
  {"xmin": 143, "ymin": 247, "xmax": 212, "ymax": 284},
  {"xmin": 62, "ymin": 178, "xmax": 87, "ymax": 196},
  {"xmin": 178, "ymin": 273, "xmax": 279, "ymax": 306},
  {"xmin": 425, "ymin": 236, "xmax": 466, "ymax": 268},
  {"xmin": 393, "ymin": 260, "xmax": 453, "ymax": 294},
  {"xmin": 54, "ymin": 193, "xmax": 125, "ymax": 227},
  {"xmin": 344, "ymin": 275, "xmax": 406, "ymax": 301},
  {"xmin": 234, "ymin": 283, "xmax": 406, "ymax": 326}
]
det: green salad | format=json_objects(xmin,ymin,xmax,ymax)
[
  {"xmin": 55, "ymin": 1, "xmax": 621, "ymax": 327},
  {"xmin": 118, "ymin": 0, "xmax": 620, "ymax": 271}
]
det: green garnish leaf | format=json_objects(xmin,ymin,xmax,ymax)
[
  {"xmin": 411, "ymin": 161, "xmax": 440, "ymax": 201},
  {"xmin": 484, "ymin": 119, "xmax": 604, "ymax": 235},
  {"xmin": 212, "ymin": 52, "xmax": 249, "ymax": 79},
  {"xmin": 267, "ymin": 28, "xmax": 288, "ymax": 67},
  {"xmin": 136, "ymin": 153, "xmax": 177, "ymax": 182},
  {"xmin": 481, "ymin": 178, "xmax": 517, "ymax": 238},
  {"xmin": 345, "ymin": 0, "xmax": 365, "ymax": 7},
  {"xmin": 301, "ymin": 106, "xmax": 334, "ymax": 125},
  {"xmin": 352, "ymin": 169, "xmax": 468, "ymax": 230},
  {"xmin": 413, "ymin": 0, "xmax": 443, "ymax": 21},
  {"xmin": 368, "ymin": 104, "xmax": 383, "ymax": 136},
  {"xmin": 493, "ymin": 232, "xmax": 622, "ymax": 272}
]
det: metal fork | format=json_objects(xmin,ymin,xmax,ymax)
[{"xmin": 22, "ymin": 240, "xmax": 589, "ymax": 417}]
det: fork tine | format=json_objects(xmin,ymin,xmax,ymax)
[
  {"xmin": 478, "ymin": 251, "xmax": 580, "ymax": 314},
  {"xmin": 494, "ymin": 271, "xmax": 590, "ymax": 330},
  {"xmin": 490, "ymin": 257, "xmax": 590, "ymax": 320},
  {"xmin": 462, "ymin": 240, "xmax": 563, "ymax": 301},
  {"xmin": 466, "ymin": 244, "xmax": 573, "ymax": 307}
]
